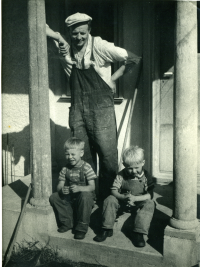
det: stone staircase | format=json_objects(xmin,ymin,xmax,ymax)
[
  {"xmin": 49, "ymin": 204, "xmax": 165, "ymax": 267},
  {"xmin": 48, "ymin": 176, "xmax": 174, "ymax": 267},
  {"xmin": 6, "ymin": 174, "xmax": 196, "ymax": 266}
]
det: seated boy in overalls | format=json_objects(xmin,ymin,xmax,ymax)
[
  {"xmin": 94, "ymin": 146, "xmax": 155, "ymax": 247},
  {"xmin": 50, "ymin": 137, "xmax": 96, "ymax": 240}
]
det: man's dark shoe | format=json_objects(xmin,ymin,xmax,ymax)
[
  {"xmin": 57, "ymin": 226, "xmax": 71, "ymax": 233},
  {"xmin": 134, "ymin": 232, "xmax": 145, "ymax": 247},
  {"xmin": 93, "ymin": 229, "xmax": 113, "ymax": 242},
  {"xmin": 74, "ymin": 231, "xmax": 86, "ymax": 240}
]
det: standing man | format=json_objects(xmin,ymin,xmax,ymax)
[{"xmin": 46, "ymin": 13, "xmax": 141, "ymax": 200}]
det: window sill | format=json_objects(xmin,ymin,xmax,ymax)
[{"xmin": 57, "ymin": 95, "xmax": 124, "ymax": 105}]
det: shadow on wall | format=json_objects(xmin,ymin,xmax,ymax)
[
  {"xmin": 2, "ymin": 119, "xmax": 71, "ymax": 186},
  {"xmin": 2, "ymin": 125, "xmax": 30, "ymax": 185}
]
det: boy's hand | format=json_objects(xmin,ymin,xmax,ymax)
[
  {"xmin": 62, "ymin": 186, "xmax": 70, "ymax": 195},
  {"xmin": 70, "ymin": 185, "xmax": 80, "ymax": 193},
  {"xmin": 127, "ymin": 195, "xmax": 137, "ymax": 206},
  {"xmin": 122, "ymin": 193, "xmax": 131, "ymax": 202}
]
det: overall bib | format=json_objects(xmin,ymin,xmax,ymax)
[{"xmin": 69, "ymin": 37, "xmax": 118, "ymax": 199}]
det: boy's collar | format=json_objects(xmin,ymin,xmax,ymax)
[
  {"xmin": 137, "ymin": 170, "xmax": 144, "ymax": 178},
  {"xmin": 131, "ymin": 171, "xmax": 144, "ymax": 180},
  {"xmin": 124, "ymin": 169, "xmax": 144, "ymax": 179},
  {"xmin": 66, "ymin": 160, "xmax": 84, "ymax": 169}
]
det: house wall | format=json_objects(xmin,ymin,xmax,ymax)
[
  {"xmin": 2, "ymin": 0, "xmax": 30, "ymax": 184},
  {"xmin": 2, "ymin": 0, "xmax": 146, "ymax": 184}
]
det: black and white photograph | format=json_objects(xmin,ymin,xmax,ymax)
[{"xmin": 1, "ymin": 0, "xmax": 200, "ymax": 266}]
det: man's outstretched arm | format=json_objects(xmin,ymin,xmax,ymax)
[{"xmin": 46, "ymin": 25, "xmax": 69, "ymax": 56}]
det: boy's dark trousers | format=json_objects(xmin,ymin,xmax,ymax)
[
  {"xmin": 102, "ymin": 195, "xmax": 155, "ymax": 234},
  {"xmin": 49, "ymin": 191, "xmax": 94, "ymax": 233}
]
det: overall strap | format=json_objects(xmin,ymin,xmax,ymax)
[
  {"xmin": 79, "ymin": 162, "xmax": 86, "ymax": 183},
  {"xmin": 70, "ymin": 37, "xmax": 94, "ymax": 66},
  {"xmin": 70, "ymin": 45, "xmax": 75, "ymax": 61},
  {"xmin": 90, "ymin": 37, "xmax": 95, "ymax": 62}
]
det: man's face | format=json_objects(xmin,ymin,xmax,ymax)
[
  {"xmin": 124, "ymin": 161, "xmax": 145, "ymax": 178},
  {"xmin": 70, "ymin": 23, "xmax": 90, "ymax": 49},
  {"xmin": 65, "ymin": 148, "xmax": 84, "ymax": 167}
]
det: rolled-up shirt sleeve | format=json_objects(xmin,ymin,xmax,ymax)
[
  {"xmin": 58, "ymin": 167, "xmax": 67, "ymax": 182},
  {"xmin": 111, "ymin": 175, "xmax": 123, "ymax": 191},
  {"xmin": 126, "ymin": 50, "xmax": 141, "ymax": 65},
  {"xmin": 94, "ymin": 37, "xmax": 141, "ymax": 65},
  {"xmin": 84, "ymin": 163, "xmax": 97, "ymax": 181}
]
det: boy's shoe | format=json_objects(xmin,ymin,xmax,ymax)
[
  {"xmin": 57, "ymin": 226, "xmax": 72, "ymax": 233},
  {"xmin": 93, "ymin": 229, "xmax": 113, "ymax": 242},
  {"xmin": 134, "ymin": 233, "xmax": 146, "ymax": 247},
  {"xmin": 74, "ymin": 231, "xmax": 86, "ymax": 240}
]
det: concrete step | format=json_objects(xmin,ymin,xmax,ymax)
[
  {"xmin": 3, "ymin": 175, "xmax": 200, "ymax": 266},
  {"xmin": 49, "ymin": 205, "xmax": 164, "ymax": 267},
  {"xmin": 49, "ymin": 231, "xmax": 164, "ymax": 267}
]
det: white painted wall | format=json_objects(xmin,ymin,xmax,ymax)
[{"xmin": 2, "ymin": 95, "xmax": 30, "ymax": 183}]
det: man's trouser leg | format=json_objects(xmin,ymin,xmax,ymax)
[
  {"xmin": 69, "ymin": 106, "xmax": 118, "ymax": 200},
  {"xmin": 74, "ymin": 192, "xmax": 94, "ymax": 233},
  {"xmin": 49, "ymin": 192, "xmax": 73, "ymax": 229},
  {"xmin": 69, "ymin": 108, "xmax": 96, "ymax": 172},
  {"xmin": 133, "ymin": 199, "xmax": 155, "ymax": 235},
  {"xmin": 90, "ymin": 107, "xmax": 118, "ymax": 200},
  {"xmin": 102, "ymin": 195, "xmax": 119, "ymax": 229}
]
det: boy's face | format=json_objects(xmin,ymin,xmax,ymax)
[
  {"xmin": 65, "ymin": 148, "xmax": 84, "ymax": 167},
  {"xmin": 123, "ymin": 160, "xmax": 145, "ymax": 178}
]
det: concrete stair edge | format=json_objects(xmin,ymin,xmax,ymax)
[{"xmin": 49, "ymin": 231, "xmax": 164, "ymax": 267}]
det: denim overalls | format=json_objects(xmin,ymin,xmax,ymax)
[{"xmin": 69, "ymin": 37, "xmax": 118, "ymax": 199}]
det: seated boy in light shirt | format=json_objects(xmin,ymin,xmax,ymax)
[{"xmin": 49, "ymin": 137, "xmax": 96, "ymax": 240}]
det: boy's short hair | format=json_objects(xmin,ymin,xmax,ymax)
[
  {"xmin": 122, "ymin": 146, "xmax": 144, "ymax": 166},
  {"xmin": 64, "ymin": 137, "xmax": 85, "ymax": 150}
]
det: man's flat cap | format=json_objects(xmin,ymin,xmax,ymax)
[{"xmin": 65, "ymin": 13, "xmax": 92, "ymax": 27}]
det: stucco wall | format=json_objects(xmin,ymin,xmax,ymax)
[{"xmin": 2, "ymin": 0, "xmax": 30, "ymax": 184}]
